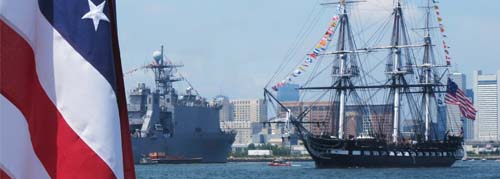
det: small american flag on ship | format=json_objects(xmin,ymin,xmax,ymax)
[{"xmin": 445, "ymin": 78, "xmax": 477, "ymax": 120}]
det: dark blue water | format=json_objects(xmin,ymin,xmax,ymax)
[{"xmin": 135, "ymin": 160, "xmax": 500, "ymax": 179}]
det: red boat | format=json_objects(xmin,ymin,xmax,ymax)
[{"xmin": 268, "ymin": 158, "xmax": 291, "ymax": 166}]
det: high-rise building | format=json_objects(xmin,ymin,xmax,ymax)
[
  {"xmin": 466, "ymin": 89, "xmax": 474, "ymax": 102},
  {"xmin": 277, "ymin": 83, "xmax": 300, "ymax": 102},
  {"xmin": 214, "ymin": 95, "xmax": 233, "ymax": 122},
  {"xmin": 447, "ymin": 73, "xmax": 470, "ymax": 137},
  {"xmin": 221, "ymin": 99, "xmax": 267, "ymax": 147},
  {"xmin": 231, "ymin": 99, "xmax": 267, "ymax": 122},
  {"xmin": 437, "ymin": 105, "xmax": 448, "ymax": 140},
  {"xmin": 473, "ymin": 70, "xmax": 500, "ymax": 141}
]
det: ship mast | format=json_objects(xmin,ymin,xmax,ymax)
[
  {"xmin": 337, "ymin": 0, "xmax": 349, "ymax": 139},
  {"xmin": 321, "ymin": 0, "xmax": 361, "ymax": 139},
  {"xmin": 423, "ymin": 0, "xmax": 432, "ymax": 141},
  {"xmin": 389, "ymin": 0, "xmax": 407, "ymax": 144},
  {"xmin": 421, "ymin": 0, "xmax": 444, "ymax": 141}
]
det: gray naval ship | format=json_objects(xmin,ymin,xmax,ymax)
[{"xmin": 127, "ymin": 46, "xmax": 235, "ymax": 164}]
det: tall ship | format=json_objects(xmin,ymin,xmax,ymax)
[
  {"xmin": 127, "ymin": 46, "xmax": 235, "ymax": 164},
  {"xmin": 264, "ymin": 0, "xmax": 475, "ymax": 167}
]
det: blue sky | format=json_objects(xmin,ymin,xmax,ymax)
[{"xmin": 116, "ymin": 0, "xmax": 500, "ymax": 99}]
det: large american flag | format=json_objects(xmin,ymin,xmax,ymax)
[
  {"xmin": 0, "ymin": 0, "xmax": 135, "ymax": 178},
  {"xmin": 445, "ymin": 78, "xmax": 477, "ymax": 120}
]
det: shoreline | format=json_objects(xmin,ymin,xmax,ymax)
[
  {"xmin": 465, "ymin": 156, "xmax": 500, "ymax": 160},
  {"xmin": 228, "ymin": 156, "xmax": 313, "ymax": 162}
]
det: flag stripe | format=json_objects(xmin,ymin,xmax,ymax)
[
  {"xmin": 0, "ymin": 168, "xmax": 11, "ymax": 179},
  {"xmin": 445, "ymin": 79, "xmax": 476, "ymax": 120},
  {"xmin": 0, "ymin": 95, "xmax": 51, "ymax": 179},
  {"xmin": 0, "ymin": 20, "xmax": 117, "ymax": 178},
  {"xmin": 1, "ymin": 0, "xmax": 126, "ymax": 178}
]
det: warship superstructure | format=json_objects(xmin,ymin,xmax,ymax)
[{"xmin": 128, "ymin": 46, "xmax": 235, "ymax": 163}]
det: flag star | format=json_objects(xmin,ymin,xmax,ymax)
[{"xmin": 81, "ymin": 0, "xmax": 110, "ymax": 31}]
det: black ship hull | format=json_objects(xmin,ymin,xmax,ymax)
[
  {"xmin": 303, "ymin": 135, "xmax": 462, "ymax": 168},
  {"xmin": 312, "ymin": 153, "xmax": 456, "ymax": 168}
]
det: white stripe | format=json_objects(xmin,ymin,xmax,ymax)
[
  {"xmin": 43, "ymin": 28, "xmax": 124, "ymax": 179},
  {"xmin": 0, "ymin": 1, "xmax": 124, "ymax": 178},
  {"xmin": 0, "ymin": 95, "xmax": 51, "ymax": 179}
]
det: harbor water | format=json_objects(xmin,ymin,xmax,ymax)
[{"xmin": 135, "ymin": 160, "xmax": 500, "ymax": 179}]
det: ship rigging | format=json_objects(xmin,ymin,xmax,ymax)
[{"xmin": 264, "ymin": 0, "xmax": 471, "ymax": 167}]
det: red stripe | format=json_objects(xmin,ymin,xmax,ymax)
[
  {"xmin": 0, "ymin": 169, "xmax": 11, "ymax": 179},
  {"xmin": 446, "ymin": 90, "xmax": 475, "ymax": 108},
  {"xmin": 445, "ymin": 88, "xmax": 476, "ymax": 120},
  {"xmin": 444, "ymin": 95, "xmax": 460, "ymax": 105},
  {"xmin": 459, "ymin": 104, "xmax": 476, "ymax": 120},
  {"xmin": 0, "ymin": 21, "xmax": 117, "ymax": 178}
]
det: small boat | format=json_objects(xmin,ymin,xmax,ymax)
[
  {"xmin": 481, "ymin": 158, "xmax": 487, "ymax": 161},
  {"xmin": 140, "ymin": 152, "xmax": 203, "ymax": 164},
  {"xmin": 138, "ymin": 155, "xmax": 158, "ymax": 165},
  {"xmin": 268, "ymin": 158, "xmax": 291, "ymax": 167},
  {"xmin": 495, "ymin": 159, "xmax": 500, "ymax": 162}
]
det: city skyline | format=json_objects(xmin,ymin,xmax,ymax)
[
  {"xmin": 473, "ymin": 70, "xmax": 500, "ymax": 141},
  {"xmin": 117, "ymin": 0, "xmax": 500, "ymax": 99}
]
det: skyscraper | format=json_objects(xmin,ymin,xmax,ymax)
[
  {"xmin": 231, "ymin": 99, "xmax": 267, "ymax": 123},
  {"xmin": 277, "ymin": 83, "xmax": 300, "ymax": 102},
  {"xmin": 473, "ymin": 70, "xmax": 500, "ymax": 141}
]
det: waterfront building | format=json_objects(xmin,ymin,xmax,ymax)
[
  {"xmin": 473, "ymin": 70, "xmax": 500, "ymax": 141},
  {"xmin": 231, "ymin": 99, "xmax": 267, "ymax": 123},
  {"xmin": 277, "ymin": 83, "xmax": 300, "ymax": 102},
  {"xmin": 220, "ymin": 99, "xmax": 267, "ymax": 147}
]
